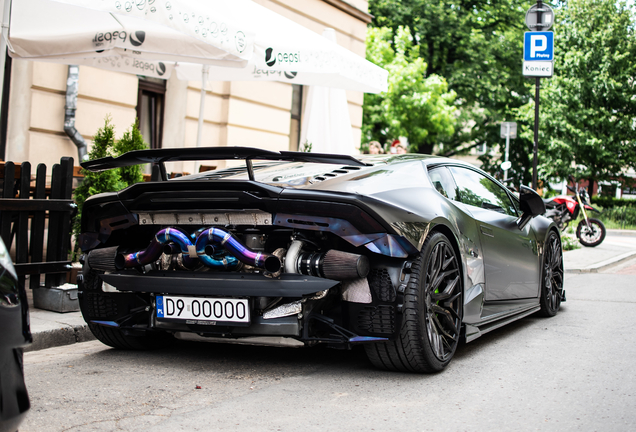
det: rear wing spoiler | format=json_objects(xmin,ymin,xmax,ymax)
[{"xmin": 80, "ymin": 147, "xmax": 368, "ymax": 181}]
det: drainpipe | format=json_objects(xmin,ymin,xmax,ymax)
[{"xmin": 64, "ymin": 65, "xmax": 87, "ymax": 162}]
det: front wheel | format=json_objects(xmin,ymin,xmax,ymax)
[
  {"xmin": 576, "ymin": 218, "xmax": 606, "ymax": 247},
  {"xmin": 365, "ymin": 232, "xmax": 463, "ymax": 373}
]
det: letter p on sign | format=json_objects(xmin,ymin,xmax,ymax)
[
  {"xmin": 524, "ymin": 32, "xmax": 554, "ymax": 61},
  {"xmin": 530, "ymin": 35, "xmax": 547, "ymax": 58}
]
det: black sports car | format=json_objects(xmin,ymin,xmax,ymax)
[
  {"xmin": 0, "ymin": 238, "xmax": 30, "ymax": 432},
  {"xmin": 78, "ymin": 147, "xmax": 565, "ymax": 373}
]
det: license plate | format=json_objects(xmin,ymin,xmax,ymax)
[{"xmin": 155, "ymin": 295, "xmax": 250, "ymax": 324}]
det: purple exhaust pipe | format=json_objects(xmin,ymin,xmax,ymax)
[
  {"xmin": 116, "ymin": 227, "xmax": 280, "ymax": 273},
  {"xmin": 196, "ymin": 227, "xmax": 281, "ymax": 273},
  {"xmin": 116, "ymin": 227, "xmax": 197, "ymax": 269}
]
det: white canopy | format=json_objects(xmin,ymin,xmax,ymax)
[
  {"xmin": 7, "ymin": 0, "xmax": 252, "ymax": 79},
  {"xmin": 7, "ymin": 0, "xmax": 388, "ymax": 93}
]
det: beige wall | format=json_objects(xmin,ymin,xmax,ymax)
[
  {"xmin": 6, "ymin": 61, "xmax": 137, "ymax": 168},
  {"xmin": 4, "ymin": 0, "xmax": 371, "ymax": 173}
]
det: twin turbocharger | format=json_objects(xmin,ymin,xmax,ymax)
[{"xmin": 87, "ymin": 227, "xmax": 369, "ymax": 281}]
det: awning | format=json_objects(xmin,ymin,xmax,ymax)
[{"xmin": 7, "ymin": 0, "xmax": 387, "ymax": 93}]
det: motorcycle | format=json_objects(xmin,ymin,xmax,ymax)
[{"xmin": 543, "ymin": 178, "xmax": 606, "ymax": 247}]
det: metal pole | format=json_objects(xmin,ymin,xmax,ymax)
[
  {"xmin": 504, "ymin": 123, "xmax": 510, "ymax": 182},
  {"xmin": 0, "ymin": 0, "xmax": 11, "ymax": 125},
  {"xmin": 532, "ymin": 77, "xmax": 540, "ymax": 190},
  {"xmin": 196, "ymin": 65, "xmax": 209, "ymax": 148},
  {"xmin": 532, "ymin": 0, "xmax": 543, "ymax": 191}
]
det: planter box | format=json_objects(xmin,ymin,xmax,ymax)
[{"xmin": 33, "ymin": 283, "xmax": 79, "ymax": 313}]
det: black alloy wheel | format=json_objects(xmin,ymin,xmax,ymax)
[
  {"xmin": 365, "ymin": 232, "xmax": 463, "ymax": 373},
  {"xmin": 539, "ymin": 231, "xmax": 564, "ymax": 317}
]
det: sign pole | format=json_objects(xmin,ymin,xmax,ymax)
[
  {"xmin": 504, "ymin": 123, "xmax": 510, "ymax": 182},
  {"xmin": 524, "ymin": 0, "xmax": 554, "ymax": 190},
  {"xmin": 532, "ymin": 77, "xmax": 540, "ymax": 190},
  {"xmin": 532, "ymin": 0, "xmax": 542, "ymax": 190}
]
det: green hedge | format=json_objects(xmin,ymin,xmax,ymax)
[
  {"xmin": 598, "ymin": 206, "xmax": 636, "ymax": 228},
  {"xmin": 591, "ymin": 196, "xmax": 636, "ymax": 208}
]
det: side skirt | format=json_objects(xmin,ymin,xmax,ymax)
[{"xmin": 464, "ymin": 303, "xmax": 541, "ymax": 343}]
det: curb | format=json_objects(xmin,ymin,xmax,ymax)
[
  {"xmin": 25, "ymin": 325, "xmax": 95, "ymax": 353},
  {"xmin": 606, "ymin": 229, "xmax": 636, "ymax": 237},
  {"xmin": 565, "ymin": 250, "xmax": 636, "ymax": 274},
  {"xmin": 25, "ymin": 309, "xmax": 96, "ymax": 352}
]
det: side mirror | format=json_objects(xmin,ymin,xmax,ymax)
[{"xmin": 517, "ymin": 185, "xmax": 545, "ymax": 230}]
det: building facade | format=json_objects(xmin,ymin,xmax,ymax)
[{"xmin": 1, "ymin": 0, "xmax": 372, "ymax": 175}]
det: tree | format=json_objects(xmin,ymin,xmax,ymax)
[
  {"xmin": 538, "ymin": 0, "xmax": 636, "ymax": 194},
  {"xmin": 114, "ymin": 120, "xmax": 148, "ymax": 186},
  {"xmin": 72, "ymin": 118, "xmax": 149, "ymax": 242},
  {"xmin": 72, "ymin": 117, "xmax": 125, "ymax": 239},
  {"xmin": 369, "ymin": 0, "xmax": 533, "ymax": 166},
  {"xmin": 363, "ymin": 26, "xmax": 457, "ymax": 153}
]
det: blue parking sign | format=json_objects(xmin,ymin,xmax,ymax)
[{"xmin": 524, "ymin": 32, "xmax": 554, "ymax": 61}]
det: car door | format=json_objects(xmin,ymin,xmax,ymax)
[{"xmin": 447, "ymin": 166, "xmax": 540, "ymax": 301}]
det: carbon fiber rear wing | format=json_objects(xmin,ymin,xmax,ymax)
[{"xmin": 80, "ymin": 146, "xmax": 368, "ymax": 181}]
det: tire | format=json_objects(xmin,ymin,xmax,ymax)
[
  {"xmin": 576, "ymin": 218, "xmax": 606, "ymax": 247},
  {"xmin": 81, "ymin": 270, "xmax": 172, "ymax": 350},
  {"xmin": 539, "ymin": 231, "xmax": 564, "ymax": 317},
  {"xmin": 87, "ymin": 322, "xmax": 170, "ymax": 350},
  {"xmin": 365, "ymin": 232, "xmax": 463, "ymax": 373}
]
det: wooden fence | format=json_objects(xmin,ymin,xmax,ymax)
[{"xmin": 0, "ymin": 157, "xmax": 76, "ymax": 290}]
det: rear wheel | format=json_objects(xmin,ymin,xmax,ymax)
[
  {"xmin": 87, "ymin": 322, "xmax": 169, "ymax": 350},
  {"xmin": 539, "ymin": 231, "xmax": 564, "ymax": 317},
  {"xmin": 365, "ymin": 232, "xmax": 463, "ymax": 373},
  {"xmin": 80, "ymin": 270, "xmax": 172, "ymax": 350},
  {"xmin": 576, "ymin": 218, "xmax": 605, "ymax": 247}
]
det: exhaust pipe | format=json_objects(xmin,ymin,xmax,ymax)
[
  {"xmin": 115, "ymin": 227, "xmax": 278, "ymax": 272},
  {"xmin": 196, "ymin": 227, "xmax": 281, "ymax": 273},
  {"xmin": 116, "ymin": 227, "xmax": 198, "ymax": 270}
]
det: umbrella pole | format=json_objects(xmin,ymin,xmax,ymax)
[
  {"xmin": 0, "ymin": 0, "xmax": 11, "ymax": 125},
  {"xmin": 196, "ymin": 66, "xmax": 209, "ymax": 148}
]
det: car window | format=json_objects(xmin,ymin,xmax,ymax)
[
  {"xmin": 448, "ymin": 166, "xmax": 517, "ymax": 216},
  {"xmin": 428, "ymin": 167, "xmax": 458, "ymax": 200}
]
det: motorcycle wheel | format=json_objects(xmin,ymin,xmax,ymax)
[{"xmin": 576, "ymin": 218, "xmax": 606, "ymax": 247}]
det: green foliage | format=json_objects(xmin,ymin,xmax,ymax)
[
  {"xmin": 572, "ymin": 203, "xmax": 636, "ymax": 230},
  {"xmin": 363, "ymin": 26, "xmax": 457, "ymax": 153},
  {"xmin": 561, "ymin": 234, "xmax": 581, "ymax": 251},
  {"xmin": 72, "ymin": 117, "xmax": 124, "ymax": 238},
  {"xmin": 299, "ymin": 141, "xmax": 313, "ymax": 152},
  {"xmin": 368, "ymin": 0, "xmax": 533, "ymax": 175},
  {"xmin": 72, "ymin": 117, "xmax": 148, "ymax": 244},
  {"xmin": 538, "ymin": 0, "xmax": 636, "ymax": 188},
  {"xmin": 601, "ymin": 206, "xmax": 636, "ymax": 229},
  {"xmin": 591, "ymin": 196, "xmax": 636, "ymax": 209},
  {"xmin": 114, "ymin": 120, "xmax": 148, "ymax": 186}
]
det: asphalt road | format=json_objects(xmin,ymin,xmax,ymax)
[{"xmin": 21, "ymin": 260, "xmax": 636, "ymax": 432}]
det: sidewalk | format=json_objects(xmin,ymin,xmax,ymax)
[
  {"xmin": 24, "ymin": 309, "xmax": 94, "ymax": 353},
  {"xmin": 25, "ymin": 229, "xmax": 636, "ymax": 352},
  {"xmin": 563, "ymin": 229, "xmax": 636, "ymax": 273}
]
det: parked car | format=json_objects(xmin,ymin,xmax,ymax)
[
  {"xmin": 0, "ymin": 238, "xmax": 31, "ymax": 432},
  {"xmin": 78, "ymin": 147, "xmax": 565, "ymax": 373}
]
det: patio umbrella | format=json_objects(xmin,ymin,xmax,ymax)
[
  {"xmin": 6, "ymin": 0, "xmax": 387, "ymax": 93},
  {"xmin": 3, "ymin": 0, "xmax": 387, "ymax": 151},
  {"xmin": 6, "ymin": 0, "xmax": 253, "ymax": 78},
  {"xmin": 299, "ymin": 29, "xmax": 355, "ymax": 155}
]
